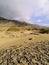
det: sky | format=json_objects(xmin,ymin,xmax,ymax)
[{"xmin": 0, "ymin": 0, "xmax": 49, "ymax": 26}]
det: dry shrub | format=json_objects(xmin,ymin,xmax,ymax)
[{"xmin": 39, "ymin": 28, "xmax": 49, "ymax": 34}]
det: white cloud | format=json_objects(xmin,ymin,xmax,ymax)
[
  {"xmin": 41, "ymin": 24, "xmax": 49, "ymax": 27},
  {"xmin": 37, "ymin": 19, "xmax": 42, "ymax": 23}
]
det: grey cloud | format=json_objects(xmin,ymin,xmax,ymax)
[
  {"xmin": 0, "ymin": 0, "xmax": 34, "ymax": 21},
  {"xmin": 0, "ymin": 0, "xmax": 49, "ymax": 24},
  {"xmin": 0, "ymin": 0, "xmax": 20, "ymax": 19}
]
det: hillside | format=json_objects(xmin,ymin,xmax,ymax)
[
  {"xmin": 0, "ymin": 17, "xmax": 49, "ymax": 65},
  {"xmin": 0, "ymin": 17, "xmax": 30, "ymax": 27}
]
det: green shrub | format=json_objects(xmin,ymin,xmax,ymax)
[
  {"xmin": 39, "ymin": 28, "xmax": 49, "ymax": 34},
  {"xmin": 7, "ymin": 27, "xmax": 20, "ymax": 31}
]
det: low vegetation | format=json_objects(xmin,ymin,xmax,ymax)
[
  {"xmin": 7, "ymin": 27, "xmax": 20, "ymax": 31},
  {"xmin": 39, "ymin": 28, "xmax": 49, "ymax": 34}
]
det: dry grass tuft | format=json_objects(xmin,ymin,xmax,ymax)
[{"xmin": 7, "ymin": 27, "xmax": 20, "ymax": 31}]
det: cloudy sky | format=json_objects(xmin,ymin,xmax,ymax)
[{"xmin": 0, "ymin": 0, "xmax": 49, "ymax": 26}]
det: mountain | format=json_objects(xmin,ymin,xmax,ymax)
[
  {"xmin": 0, "ymin": 17, "xmax": 31, "ymax": 27},
  {"xmin": 0, "ymin": 17, "xmax": 49, "ymax": 30}
]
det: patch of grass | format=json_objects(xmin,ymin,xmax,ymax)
[{"xmin": 7, "ymin": 27, "xmax": 20, "ymax": 31}]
